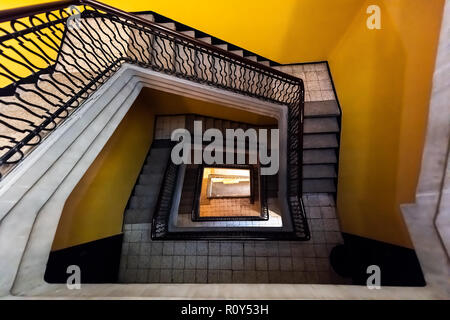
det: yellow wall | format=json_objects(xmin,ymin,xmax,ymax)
[
  {"xmin": 329, "ymin": 0, "xmax": 443, "ymax": 247},
  {"xmin": 0, "ymin": 11, "xmax": 64, "ymax": 87},
  {"xmin": 0, "ymin": 0, "xmax": 362, "ymax": 63},
  {"xmin": 51, "ymin": 101, "xmax": 155, "ymax": 250},
  {"xmin": 3, "ymin": 0, "xmax": 444, "ymax": 248}
]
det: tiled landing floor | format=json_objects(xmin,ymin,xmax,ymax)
[
  {"xmin": 176, "ymin": 198, "xmax": 283, "ymax": 228},
  {"xmin": 176, "ymin": 210, "xmax": 282, "ymax": 228},
  {"xmin": 119, "ymin": 193, "xmax": 350, "ymax": 284},
  {"xmin": 200, "ymin": 198, "xmax": 260, "ymax": 217}
]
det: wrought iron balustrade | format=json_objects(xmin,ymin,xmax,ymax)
[{"xmin": 0, "ymin": 0, "xmax": 308, "ymax": 239}]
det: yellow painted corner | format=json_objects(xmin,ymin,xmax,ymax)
[{"xmin": 51, "ymin": 99, "xmax": 154, "ymax": 251}]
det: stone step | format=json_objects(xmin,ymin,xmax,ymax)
[
  {"xmin": 124, "ymin": 145, "xmax": 171, "ymax": 222},
  {"xmin": 304, "ymin": 100, "xmax": 340, "ymax": 117},
  {"xmin": 123, "ymin": 208, "xmax": 152, "ymax": 224},
  {"xmin": 229, "ymin": 50, "xmax": 244, "ymax": 57},
  {"xmin": 302, "ymin": 179, "xmax": 336, "ymax": 193},
  {"xmin": 214, "ymin": 43, "xmax": 228, "ymax": 50},
  {"xmin": 259, "ymin": 60, "xmax": 270, "ymax": 66},
  {"xmin": 303, "ymin": 164, "xmax": 337, "ymax": 179},
  {"xmin": 129, "ymin": 195, "xmax": 158, "ymax": 209},
  {"xmin": 146, "ymin": 149, "xmax": 171, "ymax": 163},
  {"xmin": 304, "ymin": 117, "xmax": 339, "ymax": 134},
  {"xmin": 303, "ymin": 149, "xmax": 337, "ymax": 164},
  {"xmin": 246, "ymin": 55, "xmax": 258, "ymax": 62},
  {"xmin": 139, "ymin": 14, "xmax": 155, "ymax": 22},
  {"xmin": 134, "ymin": 184, "xmax": 161, "ymax": 196},
  {"xmin": 158, "ymin": 22, "xmax": 176, "ymax": 30},
  {"xmin": 303, "ymin": 133, "xmax": 338, "ymax": 149},
  {"xmin": 142, "ymin": 163, "xmax": 168, "ymax": 174},
  {"xmin": 180, "ymin": 30, "xmax": 195, "ymax": 37},
  {"xmin": 197, "ymin": 37, "xmax": 212, "ymax": 44}
]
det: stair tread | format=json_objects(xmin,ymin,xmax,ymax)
[
  {"xmin": 214, "ymin": 44, "xmax": 228, "ymax": 50},
  {"xmin": 124, "ymin": 208, "xmax": 152, "ymax": 224},
  {"xmin": 303, "ymin": 149, "xmax": 337, "ymax": 164},
  {"xmin": 229, "ymin": 50, "xmax": 244, "ymax": 57},
  {"xmin": 148, "ymin": 148, "xmax": 171, "ymax": 158},
  {"xmin": 197, "ymin": 37, "xmax": 212, "ymax": 44},
  {"xmin": 304, "ymin": 117, "xmax": 339, "ymax": 134},
  {"xmin": 302, "ymin": 179, "xmax": 336, "ymax": 193},
  {"xmin": 303, "ymin": 133, "xmax": 338, "ymax": 149},
  {"xmin": 139, "ymin": 14, "xmax": 154, "ymax": 22},
  {"xmin": 158, "ymin": 22, "xmax": 176, "ymax": 30},
  {"xmin": 180, "ymin": 30, "xmax": 195, "ymax": 37},
  {"xmin": 303, "ymin": 164, "xmax": 337, "ymax": 178},
  {"xmin": 129, "ymin": 195, "xmax": 158, "ymax": 209},
  {"xmin": 134, "ymin": 185, "xmax": 161, "ymax": 196},
  {"xmin": 304, "ymin": 100, "xmax": 340, "ymax": 117}
]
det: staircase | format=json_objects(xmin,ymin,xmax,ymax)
[
  {"xmin": 0, "ymin": 0, "xmax": 348, "ymax": 293},
  {"xmin": 0, "ymin": 0, "xmax": 336, "ymax": 243},
  {"xmin": 153, "ymin": 114, "xmax": 275, "ymax": 220},
  {"xmin": 123, "ymin": 142, "xmax": 172, "ymax": 224},
  {"xmin": 141, "ymin": 12, "xmax": 342, "ymax": 197},
  {"xmin": 302, "ymin": 100, "xmax": 340, "ymax": 194}
]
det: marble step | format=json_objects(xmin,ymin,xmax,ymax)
[
  {"xmin": 134, "ymin": 184, "xmax": 162, "ymax": 196},
  {"xmin": 245, "ymin": 55, "xmax": 258, "ymax": 62},
  {"xmin": 180, "ymin": 30, "xmax": 195, "ymax": 37},
  {"xmin": 129, "ymin": 195, "xmax": 158, "ymax": 209},
  {"xmin": 304, "ymin": 117, "xmax": 339, "ymax": 134},
  {"xmin": 138, "ymin": 14, "xmax": 155, "ymax": 22},
  {"xmin": 303, "ymin": 149, "xmax": 337, "ymax": 164},
  {"xmin": 229, "ymin": 50, "xmax": 244, "ymax": 57},
  {"xmin": 214, "ymin": 43, "xmax": 228, "ymax": 50},
  {"xmin": 304, "ymin": 100, "xmax": 340, "ymax": 117},
  {"xmin": 197, "ymin": 37, "xmax": 212, "ymax": 44},
  {"xmin": 303, "ymin": 133, "xmax": 338, "ymax": 149},
  {"xmin": 302, "ymin": 179, "xmax": 336, "ymax": 193},
  {"xmin": 123, "ymin": 208, "xmax": 153, "ymax": 224},
  {"xmin": 303, "ymin": 164, "xmax": 337, "ymax": 179},
  {"xmin": 158, "ymin": 22, "xmax": 176, "ymax": 30},
  {"xmin": 138, "ymin": 172, "xmax": 165, "ymax": 185}
]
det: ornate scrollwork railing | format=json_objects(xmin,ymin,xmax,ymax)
[{"xmin": 0, "ymin": 0, "xmax": 308, "ymax": 239}]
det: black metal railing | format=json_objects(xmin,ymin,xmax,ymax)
[{"xmin": 0, "ymin": 0, "xmax": 308, "ymax": 239}]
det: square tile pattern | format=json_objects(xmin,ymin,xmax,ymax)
[
  {"xmin": 274, "ymin": 62, "xmax": 335, "ymax": 102},
  {"xmin": 119, "ymin": 193, "xmax": 349, "ymax": 284},
  {"xmin": 200, "ymin": 198, "xmax": 260, "ymax": 217},
  {"xmin": 119, "ymin": 62, "xmax": 344, "ymax": 283}
]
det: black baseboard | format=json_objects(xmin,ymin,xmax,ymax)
[
  {"xmin": 44, "ymin": 234, "xmax": 123, "ymax": 283},
  {"xmin": 330, "ymin": 233, "xmax": 426, "ymax": 287}
]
